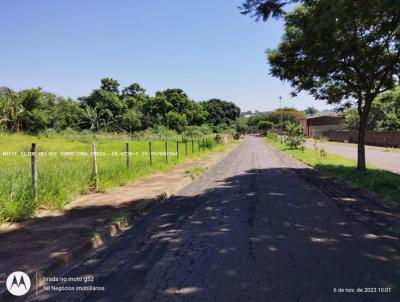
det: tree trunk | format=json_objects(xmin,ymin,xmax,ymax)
[
  {"xmin": 356, "ymin": 96, "xmax": 373, "ymax": 172},
  {"xmin": 357, "ymin": 120, "xmax": 366, "ymax": 171}
]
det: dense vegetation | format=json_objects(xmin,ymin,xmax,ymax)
[
  {"xmin": 344, "ymin": 88, "xmax": 400, "ymax": 132},
  {"xmin": 0, "ymin": 79, "xmax": 241, "ymax": 135},
  {"xmin": 245, "ymin": 107, "xmax": 305, "ymax": 133}
]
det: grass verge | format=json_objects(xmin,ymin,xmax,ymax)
[{"xmin": 266, "ymin": 136, "xmax": 400, "ymax": 205}]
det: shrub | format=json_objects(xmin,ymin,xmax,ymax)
[
  {"xmin": 257, "ymin": 121, "xmax": 274, "ymax": 135},
  {"xmin": 203, "ymin": 138, "xmax": 216, "ymax": 149},
  {"xmin": 61, "ymin": 127, "xmax": 78, "ymax": 137},
  {"xmin": 284, "ymin": 122, "xmax": 305, "ymax": 150},
  {"xmin": 39, "ymin": 128, "xmax": 58, "ymax": 138},
  {"xmin": 183, "ymin": 126, "xmax": 204, "ymax": 138}
]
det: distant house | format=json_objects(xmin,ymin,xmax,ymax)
[{"xmin": 300, "ymin": 115, "xmax": 345, "ymax": 138}]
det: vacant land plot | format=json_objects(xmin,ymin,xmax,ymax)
[{"xmin": 0, "ymin": 133, "xmax": 224, "ymax": 222}]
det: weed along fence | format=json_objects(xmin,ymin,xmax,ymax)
[
  {"xmin": 30, "ymin": 137, "xmax": 214, "ymax": 197},
  {"xmin": 0, "ymin": 135, "xmax": 221, "ymax": 222}
]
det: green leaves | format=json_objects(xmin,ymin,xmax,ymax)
[
  {"xmin": 1, "ymin": 77, "xmax": 242, "ymax": 136},
  {"xmin": 202, "ymin": 99, "xmax": 241, "ymax": 126},
  {"xmin": 257, "ymin": 120, "xmax": 274, "ymax": 135},
  {"xmin": 284, "ymin": 121, "xmax": 305, "ymax": 149}
]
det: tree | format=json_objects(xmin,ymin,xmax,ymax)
[
  {"xmin": 166, "ymin": 111, "xmax": 188, "ymax": 133},
  {"xmin": 100, "ymin": 78, "xmax": 120, "ymax": 94},
  {"xmin": 19, "ymin": 88, "xmax": 54, "ymax": 111},
  {"xmin": 80, "ymin": 89, "xmax": 124, "ymax": 120},
  {"xmin": 121, "ymin": 109, "xmax": 143, "ymax": 132},
  {"xmin": 235, "ymin": 117, "xmax": 248, "ymax": 134},
  {"xmin": 82, "ymin": 106, "xmax": 116, "ymax": 132},
  {"xmin": 202, "ymin": 99, "xmax": 241, "ymax": 126},
  {"xmin": 305, "ymin": 106, "xmax": 318, "ymax": 116},
  {"xmin": 121, "ymin": 83, "xmax": 146, "ymax": 98},
  {"xmin": 241, "ymin": 0, "xmax": 400, "ymax": 171},
  {"xmin": 141, "ymin": 95, "xmax": 173, "ymax": 126},
  {"xmin": 0, "ymin": 90, "xmax": 23, "ymax": 132},
  {"xmin": 53, "ymin": 99, "xmax": 85, "ymax": 130},
  {"xmin": 20, "ymin": 109, "xmax": 50, "ymax": 134},
  {"xmin": 247, "ymin": 114, "xmax": 268, "ymax": 131},
  {"xmin": 284, "ymin": 122, "xmax": 305, "ymax": 150},
  {"xmin": 257, "ymin": 120, "xmax": 274, "ymax": 135},
  {"xmin": 18, "ymin": 89, "xmax": 56, "ymax": 133},
  {"xmin": 186, "ymin": 101, "xmax": 208, "ymax": 126},
  {"xmin": 265, "ymin": 107, "xmax": 305, "ymax": 127},
  {"xmin": 345, "ymin": 87, "xmax": 400, "ymax": 131},
  {"xmin": 156, "ymin": 89, "xmax": 191, "ymax": 115}
]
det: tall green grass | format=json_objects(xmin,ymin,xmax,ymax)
[{"xmin": 0, "ymin": 133, "xmax": 227, "ymax": 222}]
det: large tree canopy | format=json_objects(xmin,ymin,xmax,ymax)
[
  {"xmin": 241, "ymin": 0, "xmax": 400, "ymax": 170},
  {"xmin": 202, "ymin": 99, "xmax": 241, "ymax": 126},
  {"xmin": 265, "ymin": 107, "xmax": 305, "ymax": 127},
  {"xmin": 345, "ymin": 87, "xmax": 400, "ymax": 131}
]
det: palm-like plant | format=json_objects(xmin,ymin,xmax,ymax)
[{"xmin": 0, "ymin": 94, "xmax": 24, "ymax": 132}]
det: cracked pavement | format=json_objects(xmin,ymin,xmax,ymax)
[{"xmin": 32, "ymin": 136, "xmax": 399, "ymax": 302}]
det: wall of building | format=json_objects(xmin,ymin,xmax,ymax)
[
  {"xmin": 300, "ymin": 116, "xmax": 345, "ymax": 138},
  {"xmin": 323, "ymin": 130, "xmax": 400, "ymax": 147},
  {"xmin": 309, "ymin": 125, "xmax": 342, "ymax": 138}
]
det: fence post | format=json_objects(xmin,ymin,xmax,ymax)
[
  {"xmin": 91, "ymin": 141, "xmax": 98, "ymax": 190},
  {"xmin": 149, "ymin": 141, "xmax": 152, "ymax": 166},
  {"xmin": 198, "ymin": 139, "xmax": 200, "ymax": 152},
  {"xmin": 202, "ymin": 138, "xmax": 205, "ymax": 151},
  {"xmin": 192, "ymin": 139, "xmax": 194, "ymax": 153},
  {"xmin": 126, "ymin": 143, "xmax": 131, "ymax": 169},
  {"xmin": 31, "ymin": 143, "xmax": 37, "ymax": 200},
  {"xmin": 176, "ymin": 141, "xmax": 179, "ymax": 161},
  {"xmin": 185, "ymin": 141, "xmax": 188, "ymax": 156},
  {"xmin": 165, "ymin": 141, "xmax": 168, "ymax": 163}
]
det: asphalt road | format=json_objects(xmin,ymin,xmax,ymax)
[
  {"xmin": 305, "ymin": 140, "xmax": 400, "ymax": 174},
  {"xmin": 33, "ymin": 137, "xmax": 399, "ymax": 302}
]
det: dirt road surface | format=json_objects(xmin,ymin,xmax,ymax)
[
  {"xmin": 32, "ymin": 137, "xmax": 399, "ymax": 302},
  {"xmin": 305, "ymin": 140, "xmax": 400, "ymax": 174}
]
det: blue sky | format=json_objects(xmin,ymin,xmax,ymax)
[{"xmin": 0, "ymin": 0, "xmax": 333, "ymax": 112}]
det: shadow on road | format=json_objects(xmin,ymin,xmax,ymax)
[{"xmin": 3, "ymin": 166, "xmax": 400, "ymax": 302}]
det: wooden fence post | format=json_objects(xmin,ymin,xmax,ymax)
[
  {"xmin": 192, "ymin": 139, "xmax": 194, "ymax": 153},
  {"xmin": 202, "ymin": 138, "xmax": 205, "ymax": 151},
  {"xmin": 149, "ymin": 141, "xmax": 153, "ymax": 166},
  {"xmin": 185, "ymin": 141, "xmax": 188, "ymax": 156},
  {"xmin": 176, "ymin": 141, "xmax": 179, "ymax": 161},
  {"xmin": 91, "ymin": 141, "xmax": 98, "ymax": 190},
  {"xmin": 165, "ymin": 141, "xmax": 168, "ymax": 163},
  {"xmin": 198, "ymin": 139, "xmax": 200, "ymax": 152},
  {"xmin": 31, "ymin": 143, "xmax": 37, "ymax": 200},
  {"xmin": 126, "ymin": 143, "xmax": 131, "ymax": 169}
]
